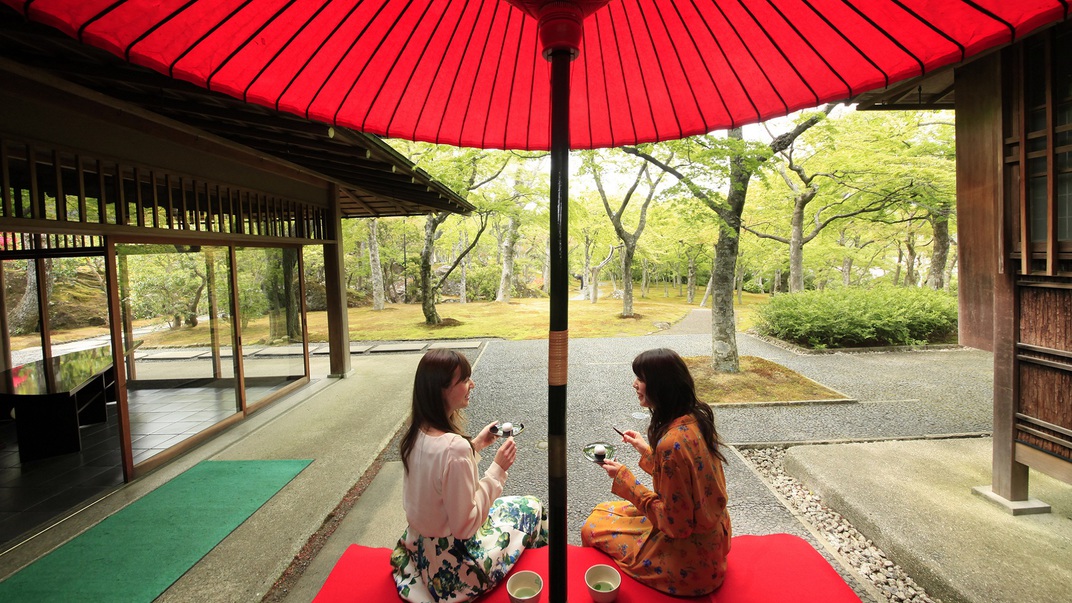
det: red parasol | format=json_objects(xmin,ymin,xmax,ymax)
[{"xmin": 5, "ymin": 1, "xmax": 1067, "ymax": 600}]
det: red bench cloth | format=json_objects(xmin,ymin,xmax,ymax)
[{"xmin": 312, "ymin": 534, "xmax": 861, "ymax": 602}]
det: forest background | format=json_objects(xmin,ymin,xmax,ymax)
[{"xmin": 4, "ymin": 106, "xmax": 958, "ymax": 371}]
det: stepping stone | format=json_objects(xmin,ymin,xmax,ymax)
[
  {"xmin": 310, "ymin": 346, "xmax": 331, "ymax": 355},
  {"xmin": 427, "ymin": 341, "xmax": 481, "ymax": 350},
  {"xmin": 144, "ymin": 350, "xmax": 206, "ymax": 360},
  {"xmin": 254, "ymin": 346, "xmax": 304, "ymax": 356},
  {"xmin": 369, "ymin": 343, "xmax": 427, "ymax": 353},
  {"xmin": 349, "ymin": 344, "xmax": 373, "ymax": 354}
]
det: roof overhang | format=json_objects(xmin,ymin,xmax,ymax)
[
  {"xmin": 0, "ymin": 8, "xmax": 472, "ymax": 218},
  {"xmin": 852, "ymin": 67, "xmax": 956, "ymax": 112}
]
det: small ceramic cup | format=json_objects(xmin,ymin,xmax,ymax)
[
  {"xmin": 584, "ymin": 564, "xmax": 622, "ymax": 603},
  {"xmin": 506, "ymin": 570, "xmax": 543, "ymax": 603}
]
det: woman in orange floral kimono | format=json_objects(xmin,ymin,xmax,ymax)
[{"xmin": 581, "ymin": 348, "xmax": 732, "ymax": 597}]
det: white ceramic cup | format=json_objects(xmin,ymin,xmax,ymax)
[
  {"xmin": 584, "ymin": 564, "xmax": 622, "ymax": 602},
  {"xmin": 506, "ymin": 570, "xmax": 543, "ymax": 603}
]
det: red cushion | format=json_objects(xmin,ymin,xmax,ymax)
[
  {"xmin": 711, "ymin": 534, "xmax": 861, "ymax": 603},
  {"xmin": 313, "ymin": 534, "xmax": 861, "ymax": 602}
]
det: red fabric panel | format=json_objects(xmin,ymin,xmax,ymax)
[
  {"xmin": 710, "ymin": 534, "xmax": 862, "ymax": 603},
  {"xmin": 313, "ymin": 535, "xmax": 861, "ymax": 603},
  {"xmin": 10, "ymin": 0, "xmax": 1064, "ymax": 150}
]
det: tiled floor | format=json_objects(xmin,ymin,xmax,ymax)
[{"xmin": 0, "ymin": 381, "xmax": 287, "ymax": 549}]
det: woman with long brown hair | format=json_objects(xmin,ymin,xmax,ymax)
[
  {"xmin": 581, "ymin": 348, "xmax": 732, "ymax": 596},
  {"xmin": 390, "ymin": 349, "xmax": 547, "ymax": 603}
]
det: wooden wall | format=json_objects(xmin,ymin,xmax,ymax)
[{"xmin": 954, "ymin": 55, "xmax": 1003, "ymax": 351}]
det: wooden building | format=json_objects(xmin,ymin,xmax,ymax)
[
  {"xmin": 0, "ymin": 12, "xmax": 470, "ymax": 546},
  {"xmin": 859, "ymin": 17, "xmax": 1072, "ymax": 510}
]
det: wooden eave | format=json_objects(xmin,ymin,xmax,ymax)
[
  {"xmin": 852, "ymin": 65, "xmax": 956, "ymax": 111},
  {"xmin": 0, "ymin": 10, "xmax": 472, "ymax": 219}
]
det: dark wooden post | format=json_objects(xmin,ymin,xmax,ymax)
[
  {"xmin": 548, "ymin": 46, "xmax": 570, "ymax": 603},
  {"xmin": 323, "ymin": 183, "xmax": 351, "ymax": 377}
]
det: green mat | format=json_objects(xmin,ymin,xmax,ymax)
[{"xmin": 0, "ymin": 459, "xmax": 311, "ymax": 602}]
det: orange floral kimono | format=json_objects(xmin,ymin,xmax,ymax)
[{"xmin": 581, "ymin": 415, "xmax": 732, "ymax": 596}]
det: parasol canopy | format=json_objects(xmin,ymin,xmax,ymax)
[
  {"xmin": 4, "ymin": 0, "xmax": 1065, "ymax": 151},
  {"xmin": 6, "ymin": 1, "xmax": 1069, "ymax": 601}
]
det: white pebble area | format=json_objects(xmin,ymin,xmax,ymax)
[{"xmin": 738, "ymin": 446, "xmax": 940, "ymax": 603}]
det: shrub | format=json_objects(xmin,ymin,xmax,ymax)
[{"xmin": 755, "ymin": 286, "xmax": 958, "ymax": 349}]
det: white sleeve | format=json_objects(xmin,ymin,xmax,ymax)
[{"xmin": 441, "ymin": 443, "xmax": 505, "ymax": 539}]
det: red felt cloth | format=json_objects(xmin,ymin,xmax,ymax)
[{"xmin": 313, "ymin": 534, "xmax": 860, "ymax": 602}]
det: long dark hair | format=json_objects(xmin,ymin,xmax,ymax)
[
  {"xmin": 633, "ymin": 348, "xmax": 726, "ymax": 462},
  {"xmin": 400, "ymin": 349, "xmax": 472, "ymax": 473}
]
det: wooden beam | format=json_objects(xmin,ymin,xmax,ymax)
[{"xmin": 1016, "ymin": 443, "xmax": 1072, "ymax": 485}]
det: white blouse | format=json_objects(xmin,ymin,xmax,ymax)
[{"xmin": 402, "ymin": 431, "xmax": 508, "ymax": 540}]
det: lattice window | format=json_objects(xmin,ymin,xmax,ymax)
[
  {"xmin": 1005, "ymin": 22, "xmax": 1072, "ymax": 276},
  {"xmin": 0, "ymin": 134, "xmax": 326, "ymax": 243}
]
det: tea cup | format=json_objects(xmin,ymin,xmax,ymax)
[
  {"xmin": 584, "ymin": 564, "xmax": 621, "ymax": 602},
  {"xmin": 506, "ymin": 569, "xmax": 543, "ymax": 603}
]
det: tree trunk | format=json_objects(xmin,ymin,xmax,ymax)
[
  {"xmin": 543, "ymin": 240, "xmax": 550, "ymax": 294},
  {"xmin": 369, "ymin": 218, "xmax": 386, "ymax": 310},
  {"xmin": 710, "ymin": 128, "xmax": 748, "ymax": 373},
  {"xmin": 686, "ymin": 256, "xmax": 697, "ymax": 304},
  {"xmin": 699, "ymin": 268, "xmax": 715, "ymax": 308},
  {"xmin": 459, "ymin": 230, "xmax": 469, "ymax": 304},
  {"xmin": 904, "ymin": 237, "xmax": 917, "ymax": 287},
  {"xmin": 894, "ymin": 245, "xmax": 903, "ymax": 286},
  {"xmin": 10, "ymin": 260, "xmax": 40, "ymax": 334},
  {"xmin": 589, "ymin": 244, "xmax": 616, "ymax": 304},
  {"xmin": 789, "ymin": 200, "xmax": 806, "ymax": 292},
  {"xmin": 420, "ymin": 213, "xmax": 447, "ymax": 325},
  {"xmin": 711, "ymin": 224, "xmax": 741, "ymax": 372},
  {"xmin": 842, "ymin": 255, "xmax": 853, "ymax": 286},
  {"xmin": 735, "ymin": 272, "xmax": 743, "ymax": 305},
  {"xmin": 496, "ymin": 215, "xmax": 519, "ymax": 302},
  {"xmin": 772, "ymin": 269, "xmax": 782, "ymax": 296},
  {"xmin": 621, "ymin": 245, "xmax": 635, "ymax": 317},
  {"xmin": 641, "ymin": 258, "xmax": 650, "ymax": 298},
  {"xmin": 944, "ymin": 248, "xmax": 958, "ymax": 291},
  {"xmin": 926, "ymin": 214, "xmax": 950, "ymax": 289}
]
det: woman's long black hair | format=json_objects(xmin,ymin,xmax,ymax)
[
  {"xmin": 633, "ymin": 348, "xmax": 726, "ymax": 462},
  {"xmin": 400, "ymin": 349, "xmax": 472, "ymax": 473}
]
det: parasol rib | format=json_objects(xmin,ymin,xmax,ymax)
[
  {"xmin": 433, "ymin": 0, "xmax": 488, "ymax": 145},
  {"xmin": 407, "ymin": 0, "xmax": 468, "ymax": 142},
  {"xmin": 761, "ymin": 0, "xmax": 854, "ymax": 98},
  {"xmin": 356, "ymin": 0, "xmax": 437, "ymax": 131},
  {"xmin": 712, "ymin": 0, "xmax": 788, "ymax": 117},
  {"xmin": 736, "ymin": 0, "xmax": 820, "ymax": 105},
  {"xmin": 240, "ymin": 0, "xmax": 333, "ymax": 103},
  {"xmin": 800, "ymin": 0, "xmax": 891, "ymax": 88},
  {"xmin": 842, "ymin": 0, "xmax": 925, "ymax": 76},
  {"xmin": 331, "ymin": 1, "xmax": 417, "ymax": 127},
  {"xmin": 207, "ymin": 0, "xmax": 298, "ymax": 88}
]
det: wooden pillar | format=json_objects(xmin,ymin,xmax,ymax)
[
  {"xmin": 104, "ymin": 238, "xmax": 134, "ymax": 481},
  {"xmin": 323, "ymin": 184, "xmax": 351, "ymax": 377},
  {"xmin": 0, "ymin": 260, "xmax": 11, "ymax": 382},
  {"xmin": 117, "ymin": 253, "xmax": 137, "ymax": 381},
  {"xmin": 958, "ymin": 51, "xmax": 1029, "ymax": 501}
]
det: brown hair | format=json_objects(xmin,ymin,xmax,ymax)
[
  {"xmin": 632, "ymin": 348, "xmax": 726, "ymax": 462},
  {"xmin": 400, "ymin": 349, "xmax": 472, "ymax": 473}
]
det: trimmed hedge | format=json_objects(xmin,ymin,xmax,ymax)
[{"xmin": 754, "ymin": 286, "xmax": 958, "ymax": 349}]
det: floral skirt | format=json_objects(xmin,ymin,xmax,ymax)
[{"xmin": 390, "ymin": 495, "xmax": 548, "ymax": 603}]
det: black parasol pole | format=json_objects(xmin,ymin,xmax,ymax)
[{"xmin": 547, "ymin": 45, "xmax": 570, "ymax": 603}]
